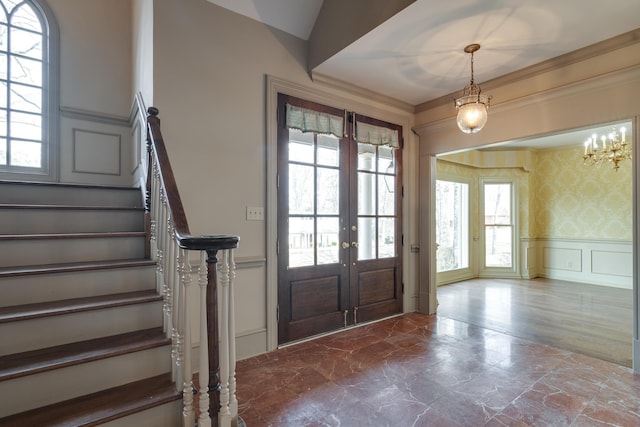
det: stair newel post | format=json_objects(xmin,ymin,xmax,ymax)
[
  {"xmin": 217, "ymin": 249, "xmax": 231, "ymax": 426},
  {"xmin": 180, "ymin": 247, "xmax": 195, "ymax": 426},
  {"xmin": 198, "ymin": 250, "xmax": 212, "ymax": 427},
  {"xmin": 205, "ymin": 248, "xmax": 221, "ymax": 426}
]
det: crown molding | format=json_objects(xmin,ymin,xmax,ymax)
[
  {"xmin": 311, "ymin": 71, "xmax": 415, "ymax": 113},
  {"xmin": 415, "ymin": 28, "xmax": 640, "ymax": 113}
]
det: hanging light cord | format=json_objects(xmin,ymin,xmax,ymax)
[{"xmin": 469, "ymin": 50, "xmax": 475, "ymax": 85}]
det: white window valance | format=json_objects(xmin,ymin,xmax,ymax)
[
  {"xmin": 355, "ymin": 121, "xmax": 399, "ymax": 148},
  {"xmin": 286, "ymin": 104, "xmax": 344, "ymax": 138}
]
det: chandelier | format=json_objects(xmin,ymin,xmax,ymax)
[
  {"xmin": 582, "ymin": 126, "xmax": 631, "ymax": 171},
  {"xmin": 454, "ymin": 44, "xmax": 492, "ymax": 134}
]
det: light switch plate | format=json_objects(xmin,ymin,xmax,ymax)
[{"xmin": 246, "ymin": 206, "xmax": 264, "ymax": 221}]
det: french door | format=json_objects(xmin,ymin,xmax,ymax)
[{"xmin": 277, "ymin": 94, "xmax": 403, "ymax": 344}]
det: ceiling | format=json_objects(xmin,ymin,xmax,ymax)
[{"xmin": 207, "ymin": 0, "xmax": 638, "ymax": 149}]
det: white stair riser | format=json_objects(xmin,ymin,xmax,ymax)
[
  {"xmin": 0, "ymin": 236, "xmax": 146, "ymax": 267},
  {"xmin": 1, "ymin": 184, "xmax": 142, "ymax": 207},
  {"xmin": 0, "ymin": 345, "xmax": 172, "ymax": 417},
  {"xmin": 102, "ymin": 401, "xmax": 182, "ymax": 427},
  {"xmin": 1, "ymin": 266, "xmax": 156, "ymax": 307},
  {"xmin": 0, "ymin": 209, "xmax": 144, "ymax": 234},
  {"xmin": 0, "ymin": 301, "xmax": 163, "ymax": 356}
]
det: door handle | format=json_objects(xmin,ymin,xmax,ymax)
[
  {"xmin": 351, "ymin": 241, "xmax": 359, "ymax": 248},
  {"xmin": 341, "ymin": 242, "xmax": 350, "ymax": 249}
]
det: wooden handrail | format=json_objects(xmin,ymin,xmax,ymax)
[
  {"xmin": 140, "ymin": 101, "xmax": 240, "ymax": 426},
  {"xmin": 145, "ymin": 107, "xmax": 239, "ymax": 252}
]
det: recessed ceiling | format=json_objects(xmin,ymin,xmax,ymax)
[{"xmin": 313, "ymin": 0, "xmax": 640, "ymax": 106}]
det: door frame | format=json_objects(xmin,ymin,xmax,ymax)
[
  {"xmin": 265, "ymin": 75, "xmax": 417, "ymax": 351},
  {"xmin": 275, "ymin": 94, "xmax": 404, "ymax": 344}
]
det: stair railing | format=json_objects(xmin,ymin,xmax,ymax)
[{"xmin": 139, "ymin": 97, "xmax": 240, "ymax": 427}]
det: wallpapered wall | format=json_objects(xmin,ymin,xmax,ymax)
[
  {"xmin": 437, "ymin": 145, "xmax": 632, "ymax": 241},
  {"xmin": 534, "ymin": 146, "xmax": 632, "ymax": 240}
]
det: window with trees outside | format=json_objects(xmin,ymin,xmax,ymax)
[
  {"xmin": 483, "ymin": 181, "xmax": 514, "ymax": 268},
  {"xmin": 436, "ymin": 179, "xmax": 469, "ymax": 272},
  {"xmin": 0, "ymin": 0, "xmax": 51, "ymax": 174}
]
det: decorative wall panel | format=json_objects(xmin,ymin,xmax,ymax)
[{"xmin": 73, "ymin": 129, "xmax": 121, "ymax": 175}]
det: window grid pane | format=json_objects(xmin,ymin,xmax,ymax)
[
  {"xmin": 485, "ymin": 225, "xmax": 512, "ymax": 267},
  {"xmin": 288, "ymin": 128, "xmax": 341, "ymax": 268},
  {"xmin": 0, "ymin": 0, "xmax": 45, "ymax": 172}
]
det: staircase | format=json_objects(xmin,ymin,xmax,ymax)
[{"xmin": 0, "ymin": 181, "xmax": 181, "ymax": 426}]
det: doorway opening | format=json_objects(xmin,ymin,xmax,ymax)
[{"xmin": 434, "ymin": 120, "xmax": 633, "ymax": 366}]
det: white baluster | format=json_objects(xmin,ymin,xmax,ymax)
[
  {"xmin": 181, "ymin": 248, "xmax": 195, "ymax": 426},
  {"xmin": 217, "ymin": 250, "xmax": 231, "ymax": 427},
  {"xmin": 198, "ymin": 251, "xmax": 212, "ymax": 427},
  {"xmin": 157, "ymin": 191, "xmax": 168, "ymax": 335},
  {"xmin": 227, "ymin": 249, "xmax": 238, "ymax": 423},
  {"xmin": 149, "ymin": 163, "xmax": 158, "ymax": 265},
  {"xmin": 169, "ymin": 228, "xmax": 182, "ymax": 387}
]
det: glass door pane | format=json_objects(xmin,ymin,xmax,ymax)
[
  {"xmin": 287, "ymin": 128, "xmax": 341, "ymax": 268},
  {"xmin": 356, "ymin": 143, "xmax": 397, "ymax": 261}
]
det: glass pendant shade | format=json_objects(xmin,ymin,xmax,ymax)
[
  {"xmin": 456, "ymin": 96, "xmax": 488, "ymax": 134},
  {"xmin": 454, "ymin": 44, "xmax": 492, "ymax": 134}
]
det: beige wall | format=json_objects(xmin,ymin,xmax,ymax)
[
  {"xmin": 50, "ymin": 0, "xmax": 133, "ymax": 116},
  {"xmin": 133, "ymin": 0, "xmax": 154, "ymax": 106}
]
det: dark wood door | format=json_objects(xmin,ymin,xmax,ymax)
[
  {"xmin": 277, "ymin": 94, "xmax": 402, "ymax": 344},
  {"xmin": 347, "ymin": 114, "xmax": 403, "ymax": 326}
]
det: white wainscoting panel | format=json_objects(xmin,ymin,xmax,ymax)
[
  {"xmin": 532, "ymin": 238, "xmax": 631, "ymax": 289},
  {"xmin": 591, "ymin": 250, "xmax": 632, "ymax": 277},
  {"xmin": 59, "ymin": 109, "xmax": 132, "ymax": 186},
  {"xmin": 73, "ymin": 129, "xmax": 121, "ymax": 175},
  {"xmin": 543, "ymin": 247, "xmax": 582, "ymax": 272}
]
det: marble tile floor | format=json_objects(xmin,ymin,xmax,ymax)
[{"xmin": 236, "ymin": 313, "xmax": 640, "ymax": 426}]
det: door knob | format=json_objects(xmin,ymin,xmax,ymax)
[
  {"xmin": 351, "ymin": 241, "xmax": 359, "ymax": 248},
  {"xmin": 341, "ymin": 242, "xmax": 350, "ymax": 249}
]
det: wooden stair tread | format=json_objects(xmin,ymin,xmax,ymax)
[
  {"xmin": 0, "ymin": 328, "xmax": 169, "ymax": 381},
  {"xmin": 0, "ymin": 204, "xmax": 143, "ymax": 211},
  {"xmin": 0, "ymin": 290, "xmax": 162, "ymax": 323},
  {"xmin": 0, "ymin": 258, "xmax": 155, "ymax": 277},
  {"xmin": 0, "ymin": 231, "xmax": 146, "ymax": 241},
  {"xmin": 0, "ymin": 180, "xmax": 142, "ymax": 191},
  {"xmin": 0, "ymin": 373, "xmax": 180, "ymax": 426}
]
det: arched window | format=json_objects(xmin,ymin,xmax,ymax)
[{"xmin": 0, "ymin": 0, "xmax": 57, "ymax": 179}]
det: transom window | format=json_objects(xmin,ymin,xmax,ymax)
[{"xmin": 0, "ymin": 0, "xmax": 46, "ymax": 171}]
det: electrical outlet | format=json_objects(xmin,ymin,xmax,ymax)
[{"xmin": 246, "ymin": 206, "xmax": 264, "ymax": 221}]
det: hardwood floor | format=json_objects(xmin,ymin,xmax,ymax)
[{"xmin": 436, "ymin": 278, "xmax": 633, "ymax": 367}]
